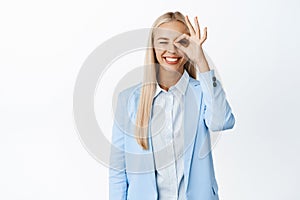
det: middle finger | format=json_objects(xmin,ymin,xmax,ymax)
[
  {"xmin": 194, "ymin": 16, "xmax": 201, "ymax": 39},
  {"xmin": 185, "ymin": 15, "xmax": 196, "ymax": 36}
]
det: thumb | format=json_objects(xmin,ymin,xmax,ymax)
[{"xmin": 173, "ymin": 41, "xmax": 185, "ymax": 51}]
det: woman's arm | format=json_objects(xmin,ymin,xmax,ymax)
[
  {"xmin": 197, "ymin": 69, "xmax": 236, "ymax": 131},
  {"xmin": 174, "ymin": 15, "xmax": 235, "ymax": 132},
  {"xmin": 109, "ymin": 92, "xmax": 128, "ymax": 200}
]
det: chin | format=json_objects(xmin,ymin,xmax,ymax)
[{"xmin": 160, "ymin": 63, "xmax": 184, "ymax": 73}]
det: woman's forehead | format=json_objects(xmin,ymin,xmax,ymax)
[
  {"xmin": 153, "ymin": 27, "xmax": 185, "ymax": 40},
  {"xmin": 153, "ymin": 20, "xmax": 188, "ymax": 39}
]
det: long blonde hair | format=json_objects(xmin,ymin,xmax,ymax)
[{"xmin": 135, "ymin": 11, "xmax": 197, "ymax": 150}]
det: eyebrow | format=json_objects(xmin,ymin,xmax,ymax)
[{"xmin": 156, "ymin": 37, "xmax": 169, "ymax": 40}]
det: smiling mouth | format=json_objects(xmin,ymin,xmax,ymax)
[{"xmin": 163, "ymin": 56, "xmax": 181, "ymax": 65}]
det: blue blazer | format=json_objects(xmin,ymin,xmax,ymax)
[{"xmin": 109, "ymin": 70, "xmax": 235, "ymax": 200}]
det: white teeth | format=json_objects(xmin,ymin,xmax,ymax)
[{"xmin": 165, "ymin": 57, "xmax": 179, "ymax": 62}]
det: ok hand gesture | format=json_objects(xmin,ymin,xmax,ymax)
[{"xmin": 174, "ymin": 15, "xmax": 210, "ymax": 72}]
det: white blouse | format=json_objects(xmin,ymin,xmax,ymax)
[{"xmin": 150, "ymin": 69, "xmax": 189, "ymax": 200}]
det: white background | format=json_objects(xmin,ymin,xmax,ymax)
[{"xmin": 1, "ymin": 0, "xmax": 300, "ymax": 199}]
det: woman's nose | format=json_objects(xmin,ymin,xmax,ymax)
[{"xmin": 167, "ymin": 43, "xmax": 177, "ymax": 53}]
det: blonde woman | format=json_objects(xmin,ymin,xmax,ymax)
[{"xmin": 109, "ymin": 11, "xmax": 235, "ymax": 200}]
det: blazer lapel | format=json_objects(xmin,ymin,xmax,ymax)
[
  {"xmin": 123, "ymin": 85, "xmax": 158, "ymax": 198},
  {"xmin": 183, "ymin": 80, "xmax": 201, "ymax": 192},
  {"xmin": 125, "ymin": 85, "xmax": 156, "ymax": 174}
]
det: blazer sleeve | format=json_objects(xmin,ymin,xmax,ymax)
[
  {"xmin": 197, "ymin": 68, "xmax": 236, "ymax": 131},
  {"xmin": 109, "ymin": 91, "xmax": 128, "ymax": 200}
]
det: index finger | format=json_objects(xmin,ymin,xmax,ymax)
[{"xmin": 174, "ymin": 33, "xmax": 190, "ymax": 47}]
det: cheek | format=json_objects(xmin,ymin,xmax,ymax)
[{"xmin": 154, "ymin": 49, "xmax": 164, "ymax": 60}]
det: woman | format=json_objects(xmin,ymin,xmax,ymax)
[{"xmin": 109, "ymin": 11, "xmax": 235, "ymax": 200}]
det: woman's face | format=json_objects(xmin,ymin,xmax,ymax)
[{"xmin": 153, "ymin": 20, "xmax": 189, "ymax": 73}]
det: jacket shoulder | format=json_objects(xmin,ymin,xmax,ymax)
[{"xmin": 119, "ymin": 82, "xmax": 142, "ymax": 98}]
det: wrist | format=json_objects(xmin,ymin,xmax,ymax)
[
  {"xmin": 195, "ymin": 59, "xmax": 210, "ymax": 72},
  {"xmin": 194, "ymin": 48, "xmax": 210, "ymax": 72}
]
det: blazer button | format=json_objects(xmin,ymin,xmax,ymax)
[
  {"xmin": 213, "ymin": 82, "xmax": 217, "ymax": 87},
  {"xmin": 212, "ymin": 76, "xmax": 216, "ymax": 81}
]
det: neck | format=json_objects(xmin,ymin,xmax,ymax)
[{"xmin": 157, "ymin": 66, "xmax": 184, "ymax": 91}]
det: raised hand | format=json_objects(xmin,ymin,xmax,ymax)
[{"xmin": 173, "ymin": 15, "xmax": 210, "ymax": 72}]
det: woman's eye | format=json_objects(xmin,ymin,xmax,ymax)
[
  {"xmin": 159, "ymin": 42, "xmax": 168, "ymax": 44},
  {"xmin": 179, "ymin": 39, "xmax": 188, "ymax": 45}
]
